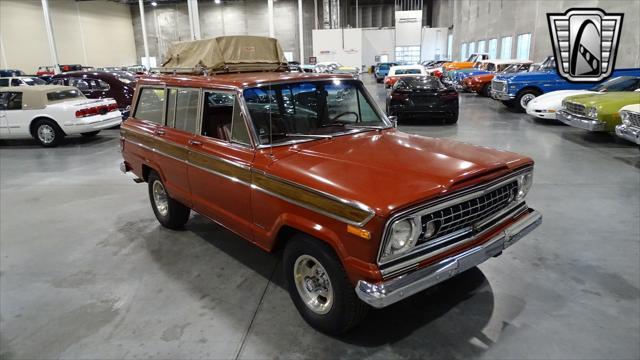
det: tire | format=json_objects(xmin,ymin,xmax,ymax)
[
  {"xmin": 481, "ymin": 83, "xmax": 491, "ymax": 97},
  {"xmin": 376, "ymin": 78, "xmax": 382, "ymax": 83},
  {"xmin": 283, "ymin": 234, "xmax": 368, "ymax": 334},
  {"xmin": 444, "ymin": 111, "xmax": 459, "ymax": 124},
  {"xmin": 502, "ymin": 100, "xmax": 516, "ymax": 108},
  {"xmin": 147, "ymin": 171, "xmax": 190, "ymax": 229},
  {"xmin": 81, "ymin": 130, "xmax": 101, "ymax": 137},
  {"xmin": 515, "ymin": 89, "xmax": 541, "ymax": 112},
  {"xmin": 32, "ymin": 119, "xmax": 64, "ymax": 147}
]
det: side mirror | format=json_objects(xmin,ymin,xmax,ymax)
[{"xmin": 388, "ymin": 115, "xmax": 398, "ymax": 128}]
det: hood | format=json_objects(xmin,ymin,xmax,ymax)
[
  {"xmin": 564, "ymin": 92, "xmax": 640, "ymax": 112},
  {"xmin": 265, "ymin": 130, "xmax": 532, "ymax": 217},
  {"xmin": 467, "ymin": 73, "xmax": 494, "ymax": 82},
  {"xmin": 529, "ymin": 90, "xmax": 593, "ymax": 109},
  {"xmin": 494, "ymin": 70, "xmax": 554, "ymax": 82}
]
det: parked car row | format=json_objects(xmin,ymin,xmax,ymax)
[{"xmin": 373, "ymin": 56, "xmax": 640, "ymax": 146}]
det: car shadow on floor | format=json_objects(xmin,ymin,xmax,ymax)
[
  {"xmin": 180, "ymin": 214, "xmax": 497, "ymax": 350},
  {"xmin": 0, "ymin": 134, "xmax": 113, "ymax": 148}
]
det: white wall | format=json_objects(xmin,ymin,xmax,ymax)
[
  {"xmin": 421, "ymin": 27, "xmax": 449, "ymax": 61},
  {"xmin": 312, "ymin": 28, "xmax": 362, "ymax": 69},
  {"xmin": 362, "ymin": 29, "xmax": 395, "ymax": 68},
  {"xmin": 0, "ymin": 0, "xmax": 137, "ymax": 73},
  {"xmin": 395, "ymin": 10, "xmax": 423, "ymax": 46}
]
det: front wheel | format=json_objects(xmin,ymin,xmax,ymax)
[
  {"xmin": 284, "ymin": 234, "xmax": 368, "ymax": 334},
  {"xmin": 515, "ymin": 89, "xmax": 541, "ymax": 112},
  {"xmin": 147, "ymin": 171, "xmax": 190, "ymax": 229},
  {"xmin": 481, "ymin": 83, "xmax": 491, "ymax": 97}
]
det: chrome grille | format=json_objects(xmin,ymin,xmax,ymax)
[
  {"xmin": 565, "ymin": 101, "xmax": 586, "ymax": 116},
  {"xmin": 624, "ymin": 111, "xmax": 640, "ymax": 127},
  {"xmin": 418, "ymin": 181, "xmax": 518, "ymax": 243},
  {"xmin": 492, "ymin": 80, "xmax": 506, "ymax": 93}
]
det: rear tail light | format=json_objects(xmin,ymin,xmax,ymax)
[
  {"xmin": 440, "ymin": 90, "xmax": 459, "ymax": 100},
  {"xmin": 75, "ymin": 103, "xmax": 119, "ymax": 118}
]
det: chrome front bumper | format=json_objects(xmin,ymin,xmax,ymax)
[
  {"xmin": 556, "ymin": 110, "xmax": 606, "ymax": 131},
  {"xmin": 615, "ymin": 124, "xmax": 640, "ymax": 145},
  {"xmin": 355, "ymin": 209, "xmax": 542, "ymax": 308},
  {"xmin": 490, "ymin": 90, "xmax": 514, "ymax": 101}
]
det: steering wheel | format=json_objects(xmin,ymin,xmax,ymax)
[{"xmin": 329, "ymin": 111, "xmax": 359, "ymax": 123}]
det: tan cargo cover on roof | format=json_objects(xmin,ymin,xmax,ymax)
[{"xmin": 161, "ymin": 36, "xmax": 287, "ymax": 72}]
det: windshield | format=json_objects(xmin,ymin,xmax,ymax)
[
  {"xmin": 23, "ymin": 77, "xmax": 47, "ymax": 85},
  {"xmin": 502, "ymin": 63, "xmax": 530, "ymax": 73},
  {"xmin": 589, "ymin": 76, "xmax": 640, "ymax": 92},
  {"xmin": 395, "ymin": 68, "xmax": 422, "ymax": 75},
  {"xmin": 113, "ymin": 72, "xmax": 136, "ymax": 85},
  {"xmin": 379, "ymin": 64, "xmax": 390, "ymax": 70},
  {"xmin": 538, "ymin": 56, "xmax": 556, "ymax": 71},
  {"xmin": 243, "ymin": 80, "xmax": 388, "ymax": 146}
]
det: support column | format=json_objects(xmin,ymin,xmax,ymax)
[
  {"xmin": 41, "ymin": 0, "xmax": 60, "ymax": 74},
  {"xmin": 267, "ymin": 0, "xmax": 274, "ymax": 38},
  {"xmin": 187, "ymin": 0, "xmax": 201, "ymax": 40},
  {"xmin": 138, "ymin": 0, "xmax": 150, "ymax": 69},
  {"xmin": 298, "ymin": 0, "xmax": 304, "ymax": 63}
]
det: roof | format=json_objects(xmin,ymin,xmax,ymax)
[
  {"xmin": 136, "ymin": 72, "xmax": 354, "ymax": 90},
  {"xmin": 0, "ymin": 85, "xmax": 74, "ymax": 93}
]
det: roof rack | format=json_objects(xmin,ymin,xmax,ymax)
[{"xmin": 150, "ymin": 62, "xmax": 292, "ymax": 76}]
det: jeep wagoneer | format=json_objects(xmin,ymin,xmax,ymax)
[{"xmin": 120, "ymin": 36, "xmax": 542, "ymax": 334}]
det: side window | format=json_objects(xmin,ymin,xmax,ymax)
[
  {"xmin": 201, "ymin": 91, "xmax": 234, "ymax": 141},
  {"xmin": 6, "ymin": 92, "xmax": 23, "ymax": 110},
  {"xmin": 230, "ymin": 98, "xmax": 251, "ymax": 145},
  {"xmin": 50, "ymin": 78, "xmax": 65, "ymax": 86},
  {"xmin": 0, "ymin": 79, "xmax": 8, "ymax": 87},
  {"xmin": 0, "ymin": 93, "xmax": 8, "ymax": 109},
  {"xmin": 71, "ymin": 78, "xmax": 90, "ymax": 91},
  {"xmin": 134, "ymin": 87, "xmax": 165, "ymax": 124},
  {"xmin": 89, "ymin": 79, "xmax": 110, "ymax": 91},
  {"xmin": 173, "ymin": 88, "xmax": 199, "ymax": 133},
  {"xmin": 11, "ymin": 79, "xmax": 21, "ymax": 86}
]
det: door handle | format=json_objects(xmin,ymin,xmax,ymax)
[
  {"xmin": 188, "ymin": 139, "xmax": 202, "ymax": 146},
  {"xmin": 155, "ymin": 129, "xmax": 165, "ymax": 136}
]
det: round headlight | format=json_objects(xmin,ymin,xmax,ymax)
[
  {"xmin": 516, "ymin": 172, "xmax": 533, "ymax": 201},
  {"xmin": 588, "ymin": 106, "xmax": 598, "ymax": 118},
  {"xmin": 383, "ymin": 218, "xmax": 419, "ymax": 260}
]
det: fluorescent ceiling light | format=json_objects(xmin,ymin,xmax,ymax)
[{"xmin": 151, "ymin": 1, "xmax": 157, "ymax": 6}]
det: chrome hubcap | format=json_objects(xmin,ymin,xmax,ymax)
[
  {"xmin": 520, "ymin": 93, "xmax": 536, "ymax": 108},
  {"xmin": 37, "ymin": 124, "xmax": 55, "ymax": 144},
  {"xmin": 293, "ymin": 255, "xmax": 333, "ymax": 314},
  {"xmin": 152, "ymin": 180, "xmax": 169, "ymax": 216}
]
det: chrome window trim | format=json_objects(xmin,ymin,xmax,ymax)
[{"xmin": 377, "ymin": 166, "xmax": 533, "ymax": 266}]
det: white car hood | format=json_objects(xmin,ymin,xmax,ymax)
[{"xmin": 527, "ymin": 90, "xmax": 596, "ymax": 111}]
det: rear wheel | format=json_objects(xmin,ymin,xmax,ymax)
[
  {"xmin": 81, "ymin": 130, "xmax": 100, "ymax": 137},
  {"xmin": 283, "ymin": 234, "xmax": 368, "ymax": 334},
  {"xmin": 515, "ymin": 89, "xmax": 541, "ymax": 112},
  {"xmin": 148, "ymin": 171, "xmax": 190, "ymax": 229},
  {"xmin": 33, "ymin": 119, "xmax": 64, "ymax": 147}
]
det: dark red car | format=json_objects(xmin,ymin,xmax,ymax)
[{"xmin": 51, "ymin": 71, "xmax": 136, "ymax": 118}]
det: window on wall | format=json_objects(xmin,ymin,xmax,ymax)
[
  {"xmin": 488, "ymin": 38, "xmax": 498, "ymax": 59},
  {"xmin": 500, "ymin": 36, "xmax": 513, "ymax": 59},
  {"xmin": 516, "ymin": 33, "xmax": 532, "ymax": 60},
  {"xmin": 468, "ymin": 42, "xmax": 476, "ymax": 55},
  {"xmin": 395, "ymin": 46, "xmax": 421, "ymax": 64},
  {"xmin": 447, "ymin": 34, "xmax": 453, "ymax": 60},
  {"xmin": 460, "ymin": 43, "xmax": 468, "ymax": 61},
  {"xmin": 478, "ymin": 40, "xmax": 486, "ymax": 54}
]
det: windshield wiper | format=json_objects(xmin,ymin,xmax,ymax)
[{"xmin": 321, "ymin": 122, "xmax": 386, "ymax": 130}]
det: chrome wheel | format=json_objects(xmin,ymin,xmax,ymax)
[
  {"xmin": 293, "ymin": 254, "xmax": 334, "ymax": 314},
  {"xmin": 37, "ymin": 124, "xmax": 55, "ymax": 144},
  {"xmin": 520, "ymin": 93, "xmax": 536, "ymax": 109},
  {"xmin": 152, "ymin": 180, "xmax": 169, "ymax": 216}
]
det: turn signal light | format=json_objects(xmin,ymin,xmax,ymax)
[{"xmin": 347, "ymin": 225, "xmax": 371, "ymax": 240}]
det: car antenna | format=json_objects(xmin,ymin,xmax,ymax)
[{"xmin": 269, "ymin": 83, "xmax": 273, "ymax": 157}]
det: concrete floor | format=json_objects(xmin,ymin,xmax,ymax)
[{"xmin": 1, "ymin": 76, "xmax": 639, "ymax": 359}]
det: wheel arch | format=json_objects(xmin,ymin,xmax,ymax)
[
  {"xmin": 516, "ymin": 85, "xmax": 544, "ymax": 97},
  {"xmin": 29, "ymin": 116, "xmax": 65, "ymax": 137}
]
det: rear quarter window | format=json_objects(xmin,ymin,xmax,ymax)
[
  {"xmin": 134, "ymin": 87, "xmax": 165, "ymax": 124},
  {"xmin": 47, "ymin": 89, "xmax": 84, "ymax": 102}
]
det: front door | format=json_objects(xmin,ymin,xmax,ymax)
[{"xmin": 187, "ymin": 90, "xmax": 254, "ymax": 240}]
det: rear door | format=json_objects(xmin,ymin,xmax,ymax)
[
  {"xmin": 187, "ymin": 89, "xmax": 255, "ymax": 240},
  {"xmin": 0, "ymin": 93, "xmax": 8, "ymax": 136}
]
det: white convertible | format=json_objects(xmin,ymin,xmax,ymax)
[
  {"xmin": 0, "ymin": 85, "xmax": 122, "ymax": 147},
  {"xmin": 526, "ymin": 76, "xmax": 640, "ymax": 120}
]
